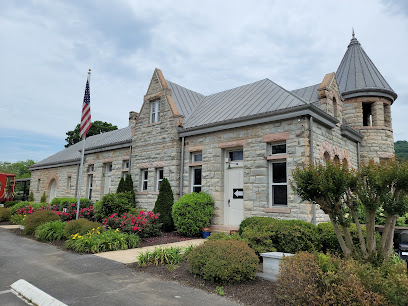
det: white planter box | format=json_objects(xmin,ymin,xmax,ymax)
[{"xmin": 258, "ymin": 252, "xmax": 293, "ymax": 281}]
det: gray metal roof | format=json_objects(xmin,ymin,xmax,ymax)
[
  {"xmin": 30, "ymin": 125, "xmax": 133, "ymax": 169},
  {"xmin": 167, "ymin": 81, "xmax": 205, "ymax": 119},
  {"xmin": 336, "ymin": 34, "xmax": 397, "ymax": 101},
  {"xmin": 184, "ymin": 79, "xmax": 309, "ymax": 129},
  {"xmin": 291, "ymin": 83, "xmax": 320, "ymax": 105}
]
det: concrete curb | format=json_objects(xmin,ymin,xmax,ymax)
[
  {"xmin": 0, "ymin": 224, "xmax": 20, "ymax": 229},
  {"xmin": 11, "ymin": 279, "xmax": 67, "ymax": 306}
]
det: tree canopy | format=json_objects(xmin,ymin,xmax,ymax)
[
  {"xmin": 0, "ymin": 159, "xmax": 35, "ymax": 179},
  {"xmin": 395, "ymin": 140, "xmax": 408, "ymax": 161},
  {"xmin": 65, "ymin": 121, "xmax": 118, "ymax": 147}
]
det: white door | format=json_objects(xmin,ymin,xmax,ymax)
[
  {"xmin": 224, "ymin": 150, "xmax": 244, "ymax": 226},
  {"xmin": 49, "ymin": 180, "xmax": 57, "ymax": 201}
]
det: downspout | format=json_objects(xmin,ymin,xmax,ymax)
[
  {"xmin": 128, "ymin": 145, "xmax": 132, "ymax": 174},
  {"xmin": 357, "ymin": 141, "xmax": 361, "ymax": 169},
  {"xmin": 309, "ymin": 116, "xmax": 316, "ymax": 226},
  {"xmin": 179, "ymin": 137, "xmax": 185, "ymax": 198}
]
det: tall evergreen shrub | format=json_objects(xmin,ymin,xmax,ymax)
[
  {"xmin": 116, "ymin": 177, "xmax": 126, "ymax": 193},
  {"xmin": 124, "ymin": 174, "xmax": 136, "ymax": 205},
  {"xmin": 153, "ymin": 178, "xmax": 174, "ymax": 232}
]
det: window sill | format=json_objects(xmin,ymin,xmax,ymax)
[
  {"xmin": 121, "ymin": 169, "xmax": 129, "ymax": 172},
  {"xmin": 188, "ymin": 162, "xmax": 203, "ymax": 167},
  {"xmin": 146, "ymin": 122, "xmax": 161, "ymax": 127},
  {"xmin": 137, "ymin": 192, "xmax": 148, "ymax": 195},
  {"xmin": 264, "ymin": 207, "xmax": 291, "ymax": 214},
  {"xmin": 266, "ymin": 154, "xmax": 289, "ymax": 160},
  {"xmin": 152, "ymin": 192, "xmax": 159, "ymax": 195}
]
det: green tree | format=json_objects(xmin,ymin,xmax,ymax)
[
  {"xmin": 395, "ymin": 140, "xmax": 408, "ymax": 161},
  {"xmin": 64, "ymin": 121, "xmax": 118, "ymax": 147},
  {"xmin": 116, "ymin": 177, "xmax": 126, "ymax": 193},
  {"xmin": 40, "ymin": 192, "xmax": 47, "ymax": 203},
  {"xmin": 0, "ymin": 159, "xmax": 35, "ymax": 179},
  {"xmin": 124, "ymin": 174, "xmax": 136, "ymax": 206},
  {"xmin": 153, "ymin": 178, "xmax": 174, "ymax": 232}
]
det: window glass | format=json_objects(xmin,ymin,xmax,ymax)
[
  {"xmin": 157, "ymin": 168, "xmax": 164, "ymax": 190},
  {"xmin": 192, "ymin": 167, "xmax": 202, "ymax": 193},
  {"xmin": 142, "ymin": 170, "xmax": 148, "ymax": 191},
  {"xmin": 193, "ymin": 153, "xmax": 202, "ymax": 162},
  {"xmin": 271, "ymin": 144, "xmax": 286, "ymax": 155},
  {"xmin": 150, "ymin": 100, "xmax": 160, "ymax": 123},
  {"xmin": 273, "ymin": 185, "xmax": 287, "ymax": 205},
  {"xmin": 229, "ymin": 150, "xmax": 243, "ymax": 161},
  {"xmin": 272, "ymin": 162, "xmax": 286, "ymax": 183}
]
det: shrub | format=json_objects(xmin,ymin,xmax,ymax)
[
  {"xmin": 188, "ymin": 240, "xmax": 258, "ymax": 284},
  {"xmin": 4, "ymin": 200, "xmax": 19, "ymax": 208},
  {"xmin": 317, "ymin": 222, "xmax": 380, "ymax": 256},
  {"xmin": 172, "ymin": 192, "xmax": 214, "ymax": 237},
  {"xmin": 64, "ymin": 228, "xmax": 140, "ymax": 253},
  {"xmin": 50, "ymin": 197, "xmax": 92, "ymax": 209},
  {"xmin": 35, "ymin": 220, "xmax": 66, "ymax": 241},
  {"xmin": 10, "ymin": 201, "xmax": 31, "ymax": 214},
  {"xmin": 11, "ymin": 214, "xmax": 25, "ymax": 225},
  {"xmin": 64, "ymin": 219, "xmax": 104, "ymax": 238},
  {"xmin": 153, "ymin": 178, "xmax": 174, "ymax": 232},
  {"xmin": 124, "ymin": 174, "xmax": 136, "ymax": 205},
  {"xmin": 24, "ymin": 210, "xmax": 60, "ymax": 235},
  {"xmin": 238, "ymin": 216, "xmax": 277, "ymax": 236},
  {"xmin": 138, "ymin": 246, "xmax": 183, "ymax": 266},
  {"xmin": 28, "ymin": 191, "xmax": 34, "ymax": 202},
  {"xmin": 207, "ymin": 232, "xmax": 242, "ymax": 241},
  {"xmin": 241, "ymin": 219, "xmax": 320, "ymax": 255},
  {"xmin": 40, "ymin": 192, "xmax": 47, "ymax": 203},
  {"xmin": 276, "ymin": 252, "xmax": 385, "ymax": 305},
  {"xmin": 103, "ymin": 211, "xmax": 161, "ymax": 238},
  {"xmin": 96, "ymin": 192, "xmax": 135, "ymax": 219},
  {"xmin": 0, "ymin": 207, "xmax": 11, "ymax": 221},
  {"xmin": 116, "ymin": 177, "xmax": 126, "ymax": 193}
]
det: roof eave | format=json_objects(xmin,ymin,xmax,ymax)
[
  {"xmin": 29, "ymin": 159, "xmax": 80, "ymax": 171},
  {"xmin": 340, "ymin": 124, "xmax": 364, "ymax": 142},
  {"xmin": 342, "ymin": 88, "xmax": 397, "ymax": 102},
  {"xmin": 178, "ymin": 104, "xmax": 338, "ymax": 137}
]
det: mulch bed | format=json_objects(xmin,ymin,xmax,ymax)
[{"xmin": 129, "ymin": 261, "xmax": 279, "ymax": 305}]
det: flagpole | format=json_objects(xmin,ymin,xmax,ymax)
[{"xmin": 76, "ymin": 69, "xmax": 91, "ymax": 219}]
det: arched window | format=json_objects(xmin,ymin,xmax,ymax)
[
  {"xmin": 49, "ymin": 179, "xmax": 57, "ymax": 201},
  {"xmin": 323, "ymin": 152, "xmax": 330, "ymax": 164},
  {"xmin": 333, "ymin": 155, "xmax": 340, "ymax": 164},
  {"xmin": 342, "ymin": 158, "xmax": 348, "ymax": 168}
]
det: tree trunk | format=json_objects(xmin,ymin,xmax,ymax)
[
  {"xmin": 351, "ymin": 210, "xmax": 368, "ymax": 258},
  {"xmin": 365, "ymin": 210, "xmax": 376, "ymax": 256},
  {"xmin": 342, "ymin": 225, "xmax": 355, "ymax": 254},
  {"xmin": 329, "ymin": 216, "xmax": 352, "ymax": 258},
  {"xmin": 381, "ymin": 215, "xmax": 398, "ymax": 258}
]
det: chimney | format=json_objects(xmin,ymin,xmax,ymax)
[{"xmin": 129, "ymin": 111, "xmax": 138, "ymax": 126}]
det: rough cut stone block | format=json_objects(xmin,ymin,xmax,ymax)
[{"xmin": 258, "ymin": 252, "xmax": 294, "ymax": 281}]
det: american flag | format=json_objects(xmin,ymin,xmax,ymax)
[{"xmin": 79, "ymin": 73, "xmax": 91, "ymax": 138}]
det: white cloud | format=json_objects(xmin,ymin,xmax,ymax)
[{"xmin": 1, "ymin": 0, "xmax": 407, "ymax": 162}]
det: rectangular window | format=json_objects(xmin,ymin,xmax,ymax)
[
  {"xmin": 87, "ymin": 164, "xmax": 94, "ymax": 173},
  {"xmin": 87, "ymin": 175, "xmax": 93, "ymax": 200},
  {"xmin": 150, "ymin": 100, "xmax": 160, "ymax": 123},
  {"xmin": 37, "ymin": 179, "xmax": 40, "ymax": 191},
  {"xmin": 122, "ymin": 160, "xmax": 130, "ymax": 170},
  {"xmin": 103, "ymin": 163, "xmax": 112, "ymax": 195},
  {"xmin": 192, "ymin": 152, "xmax": 203, "ymax": 162},
  {"xmin": 270, "ymin": 143, "xmax": 286, "ymax": 155},
  {"xmin": 141, "ymin": 169, "xmax": 148, "ymax": 191},
  {"xmin": 156, "ymin": 168, "xmax": 164, "ymax": 191},
  {"xmin": 67, "ymin": 176, "xmax": 71, "ymax": 190},
  {"xmin": 270, "ymin": 161, "xmax": 288, "ymax": 206},
  {"xmin": 192, "ymin": 167, "xmax": 202, "ymax": 193},
  {"xmin": 362, "ymin": 102, "xmax": 373, "ymax": 126},
  {"xmin": 229, "ymin": 150, "xmax": 243, "ymax": 161}
]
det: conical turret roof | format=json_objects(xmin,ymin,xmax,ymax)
[{"xmin": 336, "ymin": 32, "xmax": 397, "ymax": 101}]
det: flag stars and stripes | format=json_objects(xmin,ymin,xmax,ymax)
[{"xmin": 79, "ymin": 76, "xmax": 92, "ymax": 138}]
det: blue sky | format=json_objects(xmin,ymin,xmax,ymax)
[{"xmin": 1, "ymin": 0, "xmax": 408, "ymax": 163}]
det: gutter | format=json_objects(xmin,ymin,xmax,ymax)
[{"xmin": 179, "ymin": 137, "xmax": 185, "ymax": 198}]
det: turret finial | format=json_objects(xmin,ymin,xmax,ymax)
[{"xmin": 352, "ymin": 28, "xmax": 355, "ymax": 38}]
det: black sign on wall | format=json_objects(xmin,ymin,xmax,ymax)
[{"xmin": 233, "ymin": 188, "xmax": 243, "ymax": 199}]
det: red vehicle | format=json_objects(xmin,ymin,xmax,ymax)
[{"xmin": 0, "ymin": 173, "xmax": 16, "ymax": 203}]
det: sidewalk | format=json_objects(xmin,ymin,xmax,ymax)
[{"xmin": 94, "ymin": 238, "xmax": 205, "ymax": 264}]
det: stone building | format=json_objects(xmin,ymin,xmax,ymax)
[{"xmin": 30, "ymin": 33, "xmax": 397, "ymax": 226}]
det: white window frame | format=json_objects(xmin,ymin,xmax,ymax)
[
  {"xmin": 37, "ymin": 179, "xmax": 41, "ymax": 191},
  {"xmin": 141, "ymin": 169, "xmax": 148, "ymax": 191},
  {"xmin": 191, "ymin": 166, "xmax": 202, "ymax": 193},
  {"xmin": 150, "ymin": 100, "xmax": 160, "ymax": 123},
  {"xmin": 156, "ymin": 168, "xmax": 164, "ymax": 191},
  {"xmin": 192, "ymin": 152, "xmax": 202, "ymax": 163},
  {"xmin": 102, "ymin": 163, "xmax": 112, "ymax": 195},
  {"xmin": 87, "ymin": 164, "xmax": 94, "ymax": 173},
  {"xmin": 122, "ymin": 160, "xmax": 129, "ymax": 179},
  {"xmin": 269, "ymin": 142, "xmax": 286, "ymax": 156},
  {"xmin": 87, "ymin": 174, "xmax": 93, "ymax": 200},
  {"xmin": 269, "ymin": 160, "xmax": 288, "ymax": 206}
]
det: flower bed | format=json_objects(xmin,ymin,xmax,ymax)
[
  {"xmin": 13, "ymin": 204, "xmax": 95, "ymax": 222},
  {"xmin": 103, "ymin": 211, "xmax": 161, "ymax": 238}
]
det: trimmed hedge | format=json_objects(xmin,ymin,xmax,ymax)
[
  {"xmin": 24, "ymin": 210, "xmax": 60, "ymax": 235},
  {"xmin": 240, "ymin": 218, "xmax": 320, "ymax": 254},
  {"xmin": 172, "ymin": 192, "xmax": 214, "ymax": 237},
  {"xmin": 50, "ymin": 197, "xmax": 92, "ymax": 209},
  {"xmin": 189, "ymin": 240, "xmax": 258, "ymax": 283},
  {"xmin": 95, "ymin": 192, "xmax": 135, "ymax": 219},
  {"xmin": 238, "ymin": 216, "xmax": 277, "ymax": 235},
  {"xmin": 0, "ymin": 207, "xmax": 11, "ymax": 221},
  {"xmin": 64, "ymin": 219, "xmax": 104, "ymax": 238}
]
